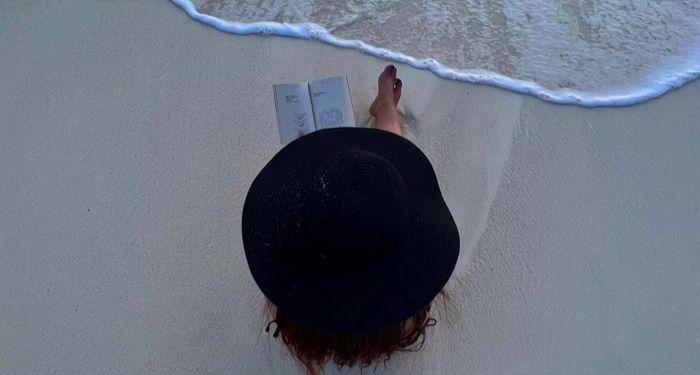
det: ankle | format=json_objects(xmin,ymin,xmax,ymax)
[{"xmin": 370, "ymin": 99, "xmax": 396, "ymax": 117}]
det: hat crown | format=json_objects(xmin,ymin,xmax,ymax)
[
  {"xmin": 300, "ymin": 149, "xmax": 409, "ymax": 264},
  {"xmin": 243, "ymin": 128, "xmax": 460, "ymax": 334}
]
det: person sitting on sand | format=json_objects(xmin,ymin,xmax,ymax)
[{"xmin": 241, "ymin": 65, "xmax": 459, "ymax": 375}]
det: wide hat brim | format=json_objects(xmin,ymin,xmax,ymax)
[{"xmin": 242, "ymin": 127, "xmax": 459, "ymax": 335}]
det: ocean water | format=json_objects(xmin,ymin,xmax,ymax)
[{"xmin": 174, "ymin": 0, "xmax": 700, "ymax": 106}]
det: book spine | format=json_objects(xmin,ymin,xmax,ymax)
[
  {"xmin": 272, "ymin": 85, "xmax": 285, "ymax": 144},
  {"xmin": 307, "ymin": 83, "xmax": 318, "ymax": 130},
  {"xmin": 345, "ymin": 74, "xmax": 356, "ymax": 126}
]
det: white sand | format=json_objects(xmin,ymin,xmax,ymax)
[{"xmin": 1, "ymin": 1, "xmax": 699, "ymax": 374}]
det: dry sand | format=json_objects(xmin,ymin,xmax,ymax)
[{"xmin": 1, "ymin": 1, "xmax": 699, "ymax": 374}]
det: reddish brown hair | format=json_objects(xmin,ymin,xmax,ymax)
[{"xmin": 264, "ymin": 290, "xmax": 450, "ymax": 375}]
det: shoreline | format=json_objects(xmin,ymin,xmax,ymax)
[{"xmin": 171, "ymin": 0, "xmax": 700, "ymax": 107}]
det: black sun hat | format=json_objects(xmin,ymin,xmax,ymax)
[{"xmin": 242, "ymin": 127, "xmax": 459, "ymax": 335}]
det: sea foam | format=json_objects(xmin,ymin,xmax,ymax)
[{"xmin": 171, "ymin": 0, "xmax": 700, "ymax": 107}]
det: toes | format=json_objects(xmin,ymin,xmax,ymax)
[
  {"xmin": 378, "ymin": 65, "xmax": 397, "ymax": 94},
  {"xmin": 380, "ymin": 65, "xmax": 392, "ymax": 81}
]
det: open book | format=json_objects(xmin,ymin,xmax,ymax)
[{"xmin": 273, "ymin": 75, "xmax": 356, "ymax": 145}]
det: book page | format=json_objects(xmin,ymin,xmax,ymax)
[
  {"xmin": 273, "ymin": 82, "xmax": 316, "ymax": 145},
  {"xmin": 308, "ymin": 76, "xmax": 356, "ymax": 130}
]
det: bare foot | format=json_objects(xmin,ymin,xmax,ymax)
[
  {"xmin": 369, "ymin": 65, "xmax": 402, "ymax": 116},
  {"xmin": 369, "ymin": 65, "xmax": 403, "ymax": 135}
]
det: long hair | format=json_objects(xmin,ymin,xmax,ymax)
[{"xmin": 264, "ymin": 290, "xmax": 450, "ymax": 375}]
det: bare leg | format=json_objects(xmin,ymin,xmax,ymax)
[{"xmin": 369, "ymin": 65, "xmax": 403, "ymax": 136}]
